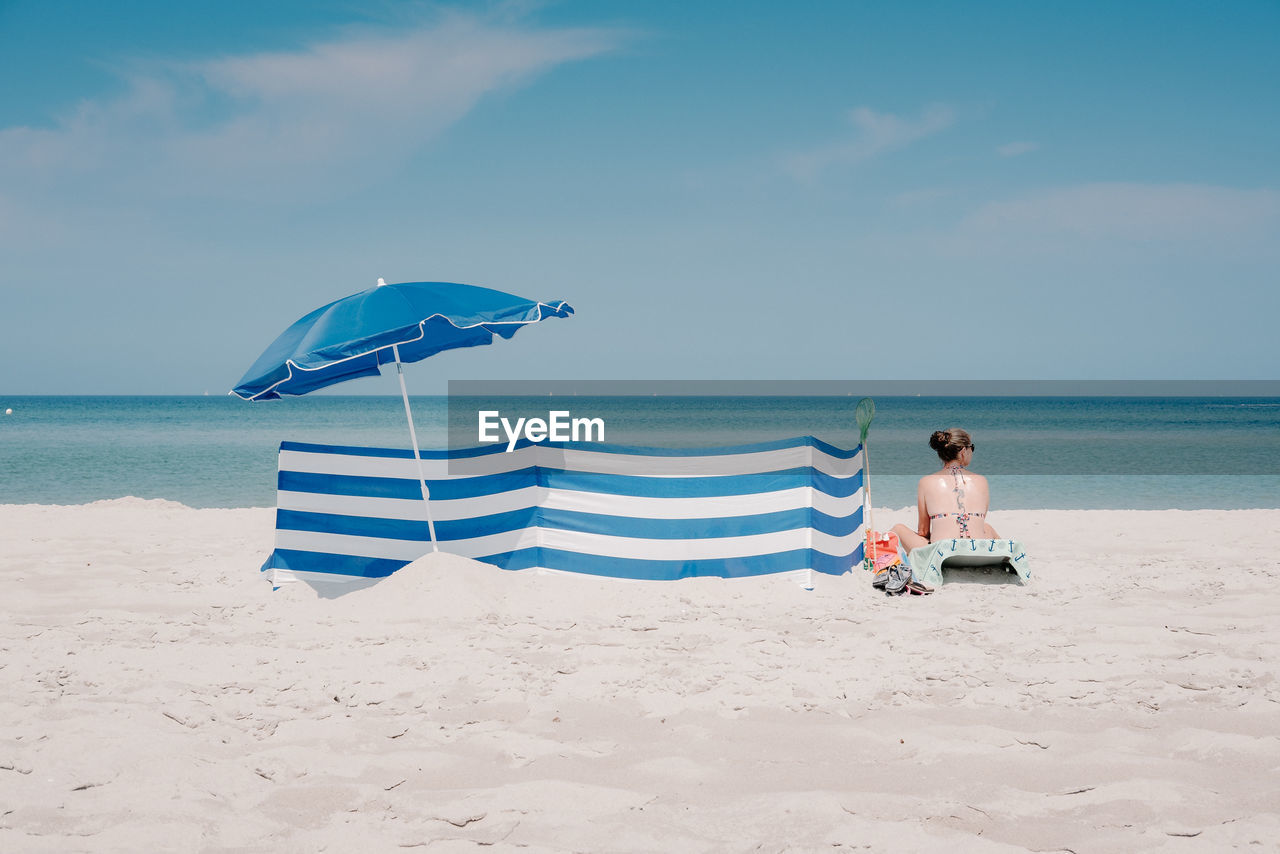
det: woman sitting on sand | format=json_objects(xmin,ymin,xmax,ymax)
[{"xmin": 891, "ymin": 428, "xmax": 1000, "ymax": 551}]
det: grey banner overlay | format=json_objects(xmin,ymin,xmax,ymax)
[{"xmin": 446, "ymin": 380, "xmax": 1280, "ymax": 475}]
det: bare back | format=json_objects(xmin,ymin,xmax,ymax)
[{"xmin": 917, "ymin": 465, "xmax": 990, "ymax": 542}]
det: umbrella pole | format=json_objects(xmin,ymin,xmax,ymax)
[{"xmin": 392, "ymin": 344, "xmax": 439, "ymax": 552}]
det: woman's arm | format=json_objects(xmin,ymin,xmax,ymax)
[{"xmin": 915, "ymin": 477, "xmax": 931, "ymax": 540}]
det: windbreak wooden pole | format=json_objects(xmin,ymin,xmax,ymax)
[{"xmin": 855, "ymin": 397, "xmax": 876, "ymax": 568}]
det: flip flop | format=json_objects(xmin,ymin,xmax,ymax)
[{"xmin": 882, "ymin": 563, "xmax": 911, "ymax": 595}]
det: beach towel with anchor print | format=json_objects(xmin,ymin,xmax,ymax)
[{"xmin": 907, "ymin": 539, "xmax": 1031, "ymax": 589}]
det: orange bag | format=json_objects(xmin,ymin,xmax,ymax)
[{"xmin": 865, "ymin": 530, "xmax": 902, "ymax": 571}]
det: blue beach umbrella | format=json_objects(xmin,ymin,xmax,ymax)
[{"xmin": 232, "ymin": 279, "xmax": 574, "ymax": 549}]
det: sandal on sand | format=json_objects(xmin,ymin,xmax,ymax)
[
  {"xmin": 882, "ymin": 563, "xmax": 912, "ymax": 595},
  {"xmin": 905, "ymin": 580, "xmax": 934, "ymax": 595},
  {"xmin": 871, "ymin": 566, "xmax": 891, "ymax": 589}
]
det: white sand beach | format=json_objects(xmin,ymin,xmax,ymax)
[{"xmin": 2, "ymin": 500, "xmax": 1279, "ymax": 851}]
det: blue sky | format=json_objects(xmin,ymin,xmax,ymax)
[{"xmin": 2, "ymin": 0, "xmax": 1277, "ymax": 394}]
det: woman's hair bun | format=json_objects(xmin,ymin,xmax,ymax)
[{"xmin": 929, "ymin": 427, "xmax": 972, "ymax": 462}]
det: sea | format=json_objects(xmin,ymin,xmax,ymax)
[{"xmin": 1, "ymin": 395, "xmax": 1277, "ymax": 510}]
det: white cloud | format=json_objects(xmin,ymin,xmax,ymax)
[
  {"xmin": 946, "ymin": 182, "xmax": 1280, "ymax": 254},
  {"xmin": 997, "ymin": 140, "xmax": 1038, "ymax": 157},
  {"xmin": 785, "ymin": 104, "xmax": 956, "ymax": 180},
  {"xmin": 0, "ymin": 12, "xmax": 623, "ymax": 203}
]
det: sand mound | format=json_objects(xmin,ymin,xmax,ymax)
[
  {"xmin": 327, "ymin": 551, "xmax": 823, "ymax": 624},
  {"xmin": 346, "ymin": 551, "xmax": 534, "ymax": 619},
  {"xmin": 282, "ymin": 550, "xmax": 806, "ymax": 622}
]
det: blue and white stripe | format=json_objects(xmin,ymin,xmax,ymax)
[{"xmin": 261, "ymin": 437, "xmax": 865, "ymax": 586}]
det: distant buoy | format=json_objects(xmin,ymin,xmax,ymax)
[{"xmin": 4, "ymin": 408, "xmax": 11, "ymax": 415}]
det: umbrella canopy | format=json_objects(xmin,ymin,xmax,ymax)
[
  {"xmin": 232, "ymin": 280, "xmax": 573, "ymax": 400},
  {"xmin": 232, "ymin": 279, "xmax": 574, "ymax": 556}
]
